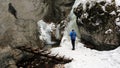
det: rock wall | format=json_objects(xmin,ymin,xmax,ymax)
[
  {"xmin": 43, "ymin": 0, "xmax": 75, "ymax": 22},
  {"xmin": 74, "ymin": 0, "xmax": 120, "ymax": 50},
  {"xmin": 0, "ymin": 0, "xmax": 74, "ymax": 68}
]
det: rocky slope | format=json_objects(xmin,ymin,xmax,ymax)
[{"xmin": 0, "ymin": 0, "xmax": 74, "ymax": 68}]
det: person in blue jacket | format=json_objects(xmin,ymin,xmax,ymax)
[{"xmin": 69, "ymin": 29, "xmax": 77, "ymax": 50}]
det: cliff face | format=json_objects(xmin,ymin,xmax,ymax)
[
  {"xmin": 0, "ymin": 0, "xmax": 74, "ymax": 68},
  {"xmin": 74, "ymin": 0, "xmax": 120, "ymax": 50}
]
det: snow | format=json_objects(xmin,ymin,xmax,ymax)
[
  {"xmin": 102, "ymin": 6, "xmax": 106, "ymax": 12},
  {"xmin": 116, "ymin": 21, "xmax": 120, "ymax": 26},
  {"xmin": 118, "ymin": 13, "xmax": 120, "ymax": 16},
  {"xmin": 110, "ymin": 11, "xmax": 116, "ymax": 15},
  {"xmin": 116, "ymin": 18, "xmax": 120, "ymax": 22},
  {"xmin": 117, "ymin": 10, "xmax": 120, "ymax": 13},
  {"xmin": 115, "ymin": 0, "xmax": 120, "ymax": 6},
  {"xmin": 95, "ymin": 22, "xmax": 100, "ymax": 26},
  {"xmin": 105, "ymin": 29, "xmax": 113, "ymax": 34},
  {"xmin": 115, "ymin": 18, "xmax": 120, "ymax": 26},
  {"xmin": 37, "ymin": 20, "xmax": 56, "ymax": 44},
  {"xmin": 51, "ymin": 36, "xmax": 120, "ymax": 68},
  {"xmin": 82, "ymin": 13, "xmax": 89, "ymax": 19}
]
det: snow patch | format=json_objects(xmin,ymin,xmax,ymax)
[
  {"xmin": 115, "ymin": 18, "xmax": 120, "ymax": 26},
  {"xmin": 117, "ymin": 10, "xmax": 120, "ymax": 13},
  {"xmin": 105, "ymin": 29, "xmax": 113, "ymax": 34},
  {"xmin": 110, "ymin": 11, "xmax": 116, "ymax": 15},
  {"xmin": 118, "ymin": 13, "xmax": 120, "ymax": 16},
  {"xmin": 102, "ymin": 6, "xmax": 106, "ymax": 12}
]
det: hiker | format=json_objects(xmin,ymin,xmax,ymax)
[{"xmin": 69, "ymin": 29, "xmax": 77, "ymax": 50}]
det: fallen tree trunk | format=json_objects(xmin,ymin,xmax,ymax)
[{"xmin": 16, "ymin": 46, "xmax": 73, "ymax": 68}]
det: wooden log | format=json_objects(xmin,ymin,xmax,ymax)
[{"xmin": 16, "ymin": 46, "xmax": 73, "ymax": 64}]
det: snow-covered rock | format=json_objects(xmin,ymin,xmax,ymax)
[{"xmin": 73, "ymin": 0, "xmax": 120, "ymax": 50}]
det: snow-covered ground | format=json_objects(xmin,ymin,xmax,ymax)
[{"xmin": 51, "ymin": 36, "xmax": 120, "ymax": 68}]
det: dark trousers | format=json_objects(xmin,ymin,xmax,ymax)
[{"xmin": 71, "ymin": 40, "xmax": 75, "ymax": 50}]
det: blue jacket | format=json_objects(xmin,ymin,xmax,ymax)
[{"xmin": 69, "ymin": 31, "xmax": 77, "ymax": 41}]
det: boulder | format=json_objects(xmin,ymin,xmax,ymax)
[{"xmin": 74, "ymin": 1, "xmax": 120, "ymax": 50}]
